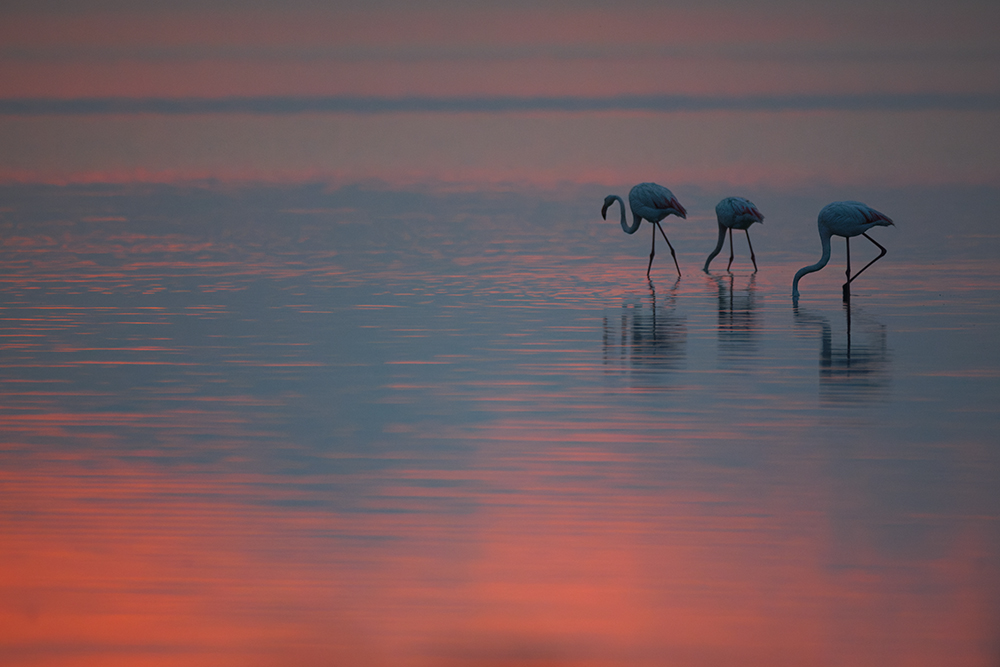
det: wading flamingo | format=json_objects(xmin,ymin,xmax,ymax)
[
  {"xmin": 602, "ymin": 182, "xmax": 687, "ymax": 277},
  {"xmin": 792, "ymin": 201, "xmax": 894, "ymax": 301},
  {"xmin": 704, "ymin": 196, "xmax": 764, "ymax": 273}
]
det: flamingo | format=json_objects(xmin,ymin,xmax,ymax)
[
  {"xmin": 792, "ymin": 201, "xmax": 894, "ymax": 301},
  {"xmin": 602, "ymin": 182, "xmax": 687, "ymax": 277},
  {"xmin": 704, "ymin": 196, "xmax": 764, "ymax": 273}
]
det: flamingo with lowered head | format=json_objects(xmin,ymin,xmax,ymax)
[
  {"xmin": 704, "ymin": 196, "xmax": 764, "ymax": 273},
  {"xmin": 792, "ymin": 201, "xmax": 894, "ymax": 301},
  {"xmin": 602, "ymin": 182, "xmax": 687, "ymax": 277}
]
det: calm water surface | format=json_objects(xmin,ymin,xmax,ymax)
[{"xmin": 1, "ymin": 184, "xmax": 998, "ymax": 666}]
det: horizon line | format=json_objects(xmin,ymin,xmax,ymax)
[{"xmin": 2, "ymin": 93, "xmax": 1000, "ymax": 115}]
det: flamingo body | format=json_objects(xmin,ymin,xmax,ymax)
[
  {"xmin": 792, "ymin": 201, "xmax": 894, "ymax": 299},
  {"xmin": 602, "ymin": 182, "xmax": 687, "ymax": 277},
  {"xmin": 704, "ymin": 196, "xmax": 764, "ymax": 272}
]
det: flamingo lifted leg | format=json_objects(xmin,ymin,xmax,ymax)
[{"xmin": 842, "ymin": 232, "xmax": 888, "ymax": 302}]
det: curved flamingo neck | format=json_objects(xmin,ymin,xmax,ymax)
[
  {"xmin": 792, "ymin": 228, "xmax": 832, "ymax": 297},
  {"xmin": 703, "ymin": 222, "xmax": 727, "ymax": 271},
  {"xmin": 610, "ymin": 195, "xmax": 641, "ymax": 235}
]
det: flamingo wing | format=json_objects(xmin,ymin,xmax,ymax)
[
  {"xmin": 651, "ymin": 192, "xmax": 686, "ymax": 215},
  {"xmin": 859, "ymin": 205, "xmax": 893, "ymax": 226},
  {"xmin": 717, "ymin": 196, "xmax": 763, "ymax": 229},
  {"xmin": 631, "ymin": 182, "xmax": 687, "ymax": 220},
  {"xmin": 820, "ymin": 201, "xmax": 895, "ymax": 237},
  {"xmin": 732, "ymin": 198, "xmax": 764, "ymax": 223}
]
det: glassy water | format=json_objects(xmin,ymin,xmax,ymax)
[{"xmin": 1, "ymin": 184, "xmax": 998, "ymax": 666}]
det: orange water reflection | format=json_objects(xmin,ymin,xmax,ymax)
[{"xmin": 4, "ymin": 432, "xmax": 997, "ymax": 667}]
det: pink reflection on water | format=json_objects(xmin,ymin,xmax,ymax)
[
  {"xmin": 0, "ymin": 187, "xmax": 998, "ymax": 666},
  {"xmin": 1, "ymin": 463, "xmax": 388, "ymax": 667},
  {"xmin": 3, "ymin": 423, "xmax": 996, "ymax": 666}
]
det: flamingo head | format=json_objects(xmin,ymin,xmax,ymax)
[{"xmin": 601, "ymin": 195, "xmax": 616, "ymax": 220}]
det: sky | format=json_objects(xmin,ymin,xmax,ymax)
[{"xmin": 0, "ymin": 0, "xmax": 998, "ymax": 189}]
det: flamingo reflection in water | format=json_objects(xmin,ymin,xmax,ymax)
[
  {"xmin": 704, "ymin": 196, "xmax": 764, "ymax": 273},
  {"xmin": 792, "ymin": 201, "xmax": 894, "ymax": 302},
  {"xmin": 709, "ymin": 272, "xmax": 760, "ymax": 366},
  {"xmin": 602, "ymin": 280, "xmax": 686, "ymax": 383},
  {"xmin": 793, "ymin": 301, "xmax": 890, "ymax": 404},
  {"xmin": 602, "ymin": 182, "xmax": 687, "ymax": 278}
]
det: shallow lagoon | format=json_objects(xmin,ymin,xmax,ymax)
[{"xmin": 1, "ymin": 183, "xmax": 998, "ymax": 666}]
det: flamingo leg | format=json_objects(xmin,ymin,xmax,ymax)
[
  {"xmin": 745, "ymin": 230, "xmax": 757, "ymax": 272},
  {"xmin": 845, "ymin": 299, "xmax": 853, "ymax": 358},
  {"xmin": 843, "ymin": 237, "xmax": 852, "ymax": 302},
  {"xmin": 847, "ymin": 233, "xmax": 888, "ymax": 284},
  {"xmin": 654, "ymin": 222, "xmax": 681, "ymax": 277},
  {"xmin": 646, "ymin": 223, "xmax": 655, "ymax": 277},
  {"xmin": 726, "ymin": 228, "xmax": 734, "ymax": 271}
]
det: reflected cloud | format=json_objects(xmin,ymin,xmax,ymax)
[
  {"xmin": 709, "ymin": 272, "xmax": 759, "ymax": 367},
  {"xmin": 602, "ymin": 279, "xmax": 686, "ymax": 386},
  {"xmin": 794, "ymin": 302, "xmax": 891, "ymax": 404}
]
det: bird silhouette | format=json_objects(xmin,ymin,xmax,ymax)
[
  {"xmin": 792, "ymin": 201, "xmax": 894, "ymax": 301},
  {"xmin": 602, "ymin": 182, "xmax": 687, "ymax": 277},
  {"xmin": 704, "ymin": 196, "xmax": 764, "ymax": 273}
]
